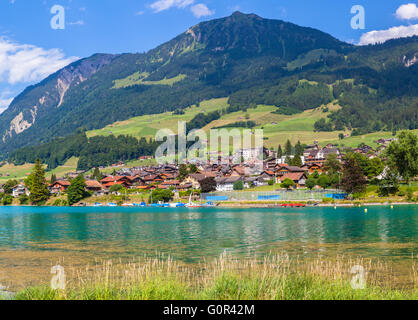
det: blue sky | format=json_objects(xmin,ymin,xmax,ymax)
[{"xmin": 0, "ymin": 0, "xmax": 417, "ymax": 112}]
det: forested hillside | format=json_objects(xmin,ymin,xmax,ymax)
[{"xmin": 0, "ymin": 11, "xmax": 417, "ymax": 157}]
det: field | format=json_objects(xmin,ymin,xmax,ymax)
[
  {"xmin": 87, "ymin": 98, "xmax": 347, "ymax": 148},
  {"xmin": 322, "ymin": 130, "xmax": 418, "ymax": 148},
  {"xmin": 0, "ymin": 157, "xmax": 78, "ymax": 183},
  {"xmin": 87, "ymin": 98, "xmax": 229, "ymax": 139},
  {"xmin": 113, "ymin": 72, "xmax": 187, "ymax": 89}
]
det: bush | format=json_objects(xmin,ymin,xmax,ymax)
[
  {"xmin": 267, "ymin": 180, "xmax": 274, "ymax": 186},
  {"xmin": 233, "ymin": 181, "xmax": 244, "ymax": 191},
  {"xmin": 2, "ymin": 195, "xmax": 13, "ymax": 206},
  {"xmin": 109, "ymin": 184, "xmax": 124, "ymax": 193},
  {"xmin": 352, "ymin": 192, "xmax": 365, "ymax": 200},
  {"xmin": 397, "ymin": 190, "xmax": 406, "ymax": 197},
  {"xmin": 406, "ymin": 187, "xmax": 414, "ymax": 201},
  {"xmin": 150, "ymin": 189, "xmax": 174, "ymax": 203},
  {"xmin": 322, "ymin": 198, "xmax": 334, "ymax": 203},
  {"xmin": 19, "ymin": 194, "xmax": 29, "ymax": 205}
]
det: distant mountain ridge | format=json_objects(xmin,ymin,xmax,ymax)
[{"xmin": 0, "ymin": 11, "xmax": 416, "ymax": 155}]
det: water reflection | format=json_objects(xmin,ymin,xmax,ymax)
[{"xmin": 0, "ymin": 206, "xmax": 416, "ymax": 261}]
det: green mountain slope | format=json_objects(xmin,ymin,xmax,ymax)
[{"xmin": 0, "ymin": 11, "xmax": 417, "ymax": 157}]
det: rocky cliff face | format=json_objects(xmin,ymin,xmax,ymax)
[{"xmin": 0, "ymin": 53, "xmax": 116, "ymax": 142}]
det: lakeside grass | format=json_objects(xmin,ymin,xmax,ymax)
[{"xmin": 10, "ymin": 254, "xmax": 418, "ymax": 300}]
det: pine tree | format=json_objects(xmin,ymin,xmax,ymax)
[
  {"xmin": 29, "ymin": 159, "xmax": 50, "ymax": 205},
  {"xmin": 50, "ymin": 174, "xmax": 57, "ymax": 184},
  {"xmin": 291, "ymin": 155, "xmax": 302, "ymax": 167},
  {"xmin": 285, "ymin": 140, "xmax": 292, "ymax": 156},
  {"xmin": 295, "ymin": 140, "xmax": 303, "ymax": 156},
  {"xmin": 277, "ymin": 145, "xmax": 283, "ymax": 158},
  {"xmin": 92, "ymin": 167, "xmax": 103, "ymax": 181}
]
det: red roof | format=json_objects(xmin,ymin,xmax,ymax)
[
  {"xmin": 103, "ymin": 181, "xmax": 126, "ymax": 187},
  {"xmin": 101, "ymin": 176, "xmax": 126, "ymax": 183},
  {"xmin": 85, "ymin": 180, "xmax": 103, "ymax": 189},
  {"xmin": 50, "ymin": 180, "xmax": 71, "ymax": 187},
  {"xmin": 281, "ymin": 172, "xmax": 306, "ymax": 182}
]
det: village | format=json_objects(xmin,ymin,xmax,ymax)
[{"xmin": 1, "ymin": 137, "xmax": 400, "ymax": 207}]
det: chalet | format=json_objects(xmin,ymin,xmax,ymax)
[
  {"xmin": 49, "ymin": 180, "xmax": 71, "ymax": 194},
  {"xmin": 66, "ymin": 171, "xmax": 85, "ymax": 179},
  {"xmin": 142, "ymin": 174, "xmax": 162, "ymax": 185},
  {"xmin": 354, "ymin": 145, "xmax": 374, "ymax": 154},
  {"xmin": 275, "ymin": 165, "xmax": 305, "ymax": 177},
  {"xmin": 159, "ymin": 180, "xmax": 180, "ymax": 189},
  {"xmin": 280, "ymin": 172, "xmax": 308, "ymax": 188},
  {"xmin": 215, "ymin": 176, "xmax": 243, "ymax": 192},
  {"xmin": 265, "ymin": 158, "xmax": 278, "ymax": 170},
  {"xmin": 12, "ymin": 184, "xmax": 30, "ymax": 198},
  {"xmin": 276, "ymin": 155, "xmax": 305, "ymax": 165},
  {"xmin": 183, "ymin": 173, "xmax": 214, "ymax": 190},
  {"xmin": 100, "ymin": 176, "xmax": 131, "ymax": 189},
  {"xmin": 125, "ymin": 175, "xmax": 146, "ymax": 186},
  {"xmin": 160, "ymin": 173, "xmax": 176, "ymax": 181},
  {"xmin": 178, "ymin": 183, "xmax": 193, "ymax": 191},
  {"xmin": 305, "ymin": 163, "xmax": 323, "ymax": 174},
  {"xmin": 231, "ymin": 166, "xmax": 246, "ymax": 176},
  {"xmin": 261, "ymin": 170, "xmax": 275, "ymax": 179},
  {"xmin": 85, "ymin": 180, "xmax": 104, "ymax": 192},
  {"xmin": 244, "ymin": 176, "xmax": 267, "ymax": 187}
]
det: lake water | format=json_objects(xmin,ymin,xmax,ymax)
[{"xmin": 0, "ymin": 205, "xmax": 416, "ymax": 289}]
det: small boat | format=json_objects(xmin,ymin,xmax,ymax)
[
  {"xmin": 185, "ymin": 194, "xmax": 201, "ymax": 208},
  {"xmin": 122, "ymin": 203, "xmax": 133, "ymax": 207},
  {"xmin": 94, "ymin": 202, "xmax": 103, "ymax": 207},
  {"xmin": 107, "ymin": 203, "xmax": 118, "ymax": 207},
  {"xmin": 185, "ymin": 203, "xmax": 202, "ymax": 208}
]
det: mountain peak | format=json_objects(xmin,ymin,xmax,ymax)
[
  {"xmin": 230, "ymin": 11, "xmax": 261, "ymax": 19},
  {"xmin": 231, "ymin": 11, "xmax": 245, "ymax": 16}
]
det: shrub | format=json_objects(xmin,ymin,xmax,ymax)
[
  {"xmin": 19, "ymin": 194, "xmax": 29, "ymax": 205},
  {"xmin": 233, "ymin": 181, "xmax": 244, "ymax": 191},
  {"xmin": 322, "ymin": 198, "xmax": 334, "ymax": 203},
  {"xmin": 2, "ymin": 195, "xmax": 13, "ymax": 206}
]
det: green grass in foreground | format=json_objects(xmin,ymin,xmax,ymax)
[
  {"xmin": 14, "ymin": 274, "xmax": 417, "ymax": 300},
  {"xmin": 9, "ymin": 254, "xmax": 418, "ymax": 300}
]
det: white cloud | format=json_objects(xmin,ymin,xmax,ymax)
[
  {"xmin": 359, "ymin": 24, "xmax": 418, "ymax": 45},
  {"xmin": 68, "ymin": 20, "xmax": 85, "ymax": 26},
  {"xmin": 150, "ymin": 0, "xmax": 195, "ymax": 13},
  {"xmin": 190, "ymin": 3, "xmax": 214, "ymax": 18},
  {"xmin": 0, "ymin": 37, "xmax": 78, "ymax": 85},
  {"xmin": 396, "ymin": 3, "xmax": 418, "ymax": 20}
]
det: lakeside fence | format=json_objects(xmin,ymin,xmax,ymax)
[{"xmin": 201, "ymin": 190, "xmax": 346, "ymax": 202}]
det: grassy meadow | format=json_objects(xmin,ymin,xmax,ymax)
[
  {"xmin": 0, "ymin": 157, "xmax": 78, "ymax": 183},
  {"xmin": 10, "ymin": 254, "xmax": 418, "ymax": 300},
  {"xmin": 87, "ymin": 97, "xmax": 348, "ymax": 148}
]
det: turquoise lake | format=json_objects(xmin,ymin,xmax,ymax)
[
  {"xmin": 0, "ymin": 205, "xmax": 416, "ymax": 260},
  {"xmin": 0, "ymin": 205, "xmax": 416, "ymax": 289}
]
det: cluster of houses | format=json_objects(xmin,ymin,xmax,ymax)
[{"xmin": 3, "ymin": 140, "xmax": 390, "ymax": 198}]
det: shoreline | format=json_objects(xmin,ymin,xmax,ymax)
[{"xmin": 1, "ymin": 202, "xmax": 416, "ymax": 209}]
